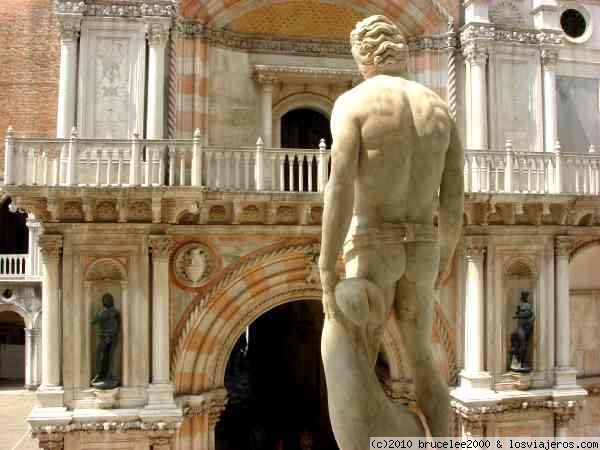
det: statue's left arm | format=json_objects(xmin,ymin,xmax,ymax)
[{"xmin": 319, "ymin": 95, "xmax": 360, "ymax": 314}]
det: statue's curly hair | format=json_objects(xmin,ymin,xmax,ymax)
[{"xmin": 350, "ymin": 15, "xmax": 408, "ymax": 76}]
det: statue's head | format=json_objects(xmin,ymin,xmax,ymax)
[
  {"xmin": 350, "ymin": 15, "xmax": 409, "ymax": 79},
  {"xmin": 520, "ymin": 291, "xmax": 530, "ymax": 303},
  {"xmin": 102, "ymin": 293, "xmax": 114, "ymax": 308}
]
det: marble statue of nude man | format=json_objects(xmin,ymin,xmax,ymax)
[{"xmin": 319, "ymin": 15, "xmax": 464, "ymax": 443}]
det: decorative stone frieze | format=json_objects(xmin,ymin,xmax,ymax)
[
  {"xmin": 255, "ymin": 64, "xmax": 360, "ymax": 84},
  {"xmin": 173, "ymin": 242, "xmax": 214, "ymax": 288},
  {"xmin": 460, "ymin": 23, "xmax": 562, "ymax": 46},
  {"xmin": 60, "ymin": 0, "xmax": 177, "ymax": 18}
]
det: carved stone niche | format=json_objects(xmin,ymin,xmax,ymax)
[
  {"xmin": 497, "ymin": 258, "xmax": 537, "ymax": 390},
  {"xmin": 173, "ymin": 242, "xmax": 215, "ymax": 288},
  {"xmin": 83, "ymin": 258, "xmax": 128, "ymax": 398}
]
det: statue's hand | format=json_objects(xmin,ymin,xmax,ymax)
[{"xmin": 320, "ymin": 268, "xmax": 340, "ymax": 319}]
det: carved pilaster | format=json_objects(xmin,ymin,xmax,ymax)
[
  {"xmin": 464, "ymin": 239, "xmax": 487, "ymax": 262},
  {"xmin": 149, "ymin": 236, "xmax": 175, "ymax": 259},
  {"xmin": 39, "ymin": 235, "xmax": 63, "ymax": 260}
]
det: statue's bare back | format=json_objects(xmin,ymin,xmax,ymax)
[{"xmin": 341, "ymin": 75, "xmax": 452, "ymax": 227}]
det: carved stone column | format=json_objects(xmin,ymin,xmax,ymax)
[
  {"xmin": 459, "ymin": 239, "xmax": 493, "ymax": 390},
  {"xmin": 542, "ymin": 50, "xmax": 559, "ymax": 154},
  {"xmin": 147, "ymin": 235, "xmax": 176, "ymax": 408},
  {"xmin": 25, "ymin": 328, "xmax": 37, "ymax": 390},
  {"xmin": 464, "ymin": 44, "xmax": 489, "ymax": 151},
  {"xmin": 257, "ymin": 74, "xmax": 276, "ymax": 148},
  {"xmin": 26, "ymin": 216, "xmax": 41, "ymax": 276},
  {"xmin": 37, "ymin": 235, "xmax": 64, "ymax": 407},
  {"xmin": 146, "ymin": 20, "xmax": 170, "ymax": 140},
  {"xmin": 56, "ymin": 13, "xmax": 82, "ymax": 138},
  {"xmin": 554, "ymin": 236, "xmax": 578, "ymax": 388}
]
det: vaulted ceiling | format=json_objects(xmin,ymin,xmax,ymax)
[{"xmin": 180, "ymin": 0, "xmax": 453, "ymax": 37}]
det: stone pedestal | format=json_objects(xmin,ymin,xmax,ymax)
[{"xmin": 94, "ymin": 388, "xmax": 119, "ymax": 409}]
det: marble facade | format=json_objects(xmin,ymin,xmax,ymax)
[{"xmin": 2, "ymin": 0, "xmax": 600, "ymax": 448}]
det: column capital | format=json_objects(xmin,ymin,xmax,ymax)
[
  {"xmin": 149, "ymin": 235, "xmax": 175, "ymax": 259},
  {"xmin": 541, "ymin": 49, "xmax": 559, "ymax": 69},
  {"xmin": 149, "ymin": 435, "xmax": 173, "ymax": 450},
  {"xmin": 256, "ymin": 73, "xmax": 277, "ymax": 87},
  {"xmin": 555, "ymin": 236, "xmax": 574, "ymax": 257},
  {"xmin": 554, "ymin": 409, "xmax": 576, "ymax": 427},
  {"xmin": 39, "ymin": 235, "xmax": 63, "ymax": 260},
  {"xmin": 145, "ymin": 20, "xmax": 171, "ymax": 48},
  {"xmin": 56, "ymin": 13, "xmax": 83, "ymax": 42},
  {"xmin": 183, "ymin": 387, "xmax": 228, "ymax": 429},
  {"xmin": 463, "ymin": 44, "xmax": 489, "ymax": 66},
  {"xmin": 464, "ymin": 238, "xmax": 487, "ymax": 260}
]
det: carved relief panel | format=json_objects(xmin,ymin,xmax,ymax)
[{"xmin": 78, "ymin": 19, "xmax": 146, "ymax": 138}]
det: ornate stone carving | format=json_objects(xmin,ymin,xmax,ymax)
[
  {"xmin": 490, "ymin": 0, "xmax": 524, "ymax": 26},
  {"xmin": 149, "ymin": 236, "xmax": 175, "ymax": 259},
  {"xmin": 62, "ymin": 201, "xmax": 83, "ymax": 221},
  {"xmin": 304, "ymin": 243, "xmax": 321, "ymax": 285},
  {"xmin": 464, "ymin": 240, "xmax": 486, "ymax": 261},
  {"xmin": 56, "ymin": 13, "xmax": 83, "ymax": 42},
  {"xmin": 54, "ymin": 1, "xmax": 87, "ymax": 14},
  {"xmin": 39, "ymin": 235, "xmax": 63, "ymax": 260},
  {"xmin": 541, "ymin": 49, "xmax": 559, "ymax": 69},
  {"xmin": 129, "ymin": 201, "xmax": 151, "ymax": 222},
  {"xmin": 80, "ymin": 1, "xmax": 177, "ymax": 18},
  {"xmin": 146, "ymin": 21, "xmax": 170, "ymax": 47},
  {"xmin": 255, "ymin": 65, "xmax": 359, "ymax": 84},
  {"xmin": 276, "ymin": 205, "xmax": 296, "ymax": 224},
  {"xmin": 463, "ymin": 44, "xmax": 488, "ymax": 66},
  {"xmin": 310, "ymin": 206, "xmax": 323, "ymax": 224},
  {"xmin": 96, "ymin": 201, "xmax": 117, "ymax": 222},
  {"xmin": 183, "ymin": 388, "xmax": 228, "ymax": 430},
  {"xmin": 173, "ymin": 242, "xmax": 214, "ymax": 288},
  {"xmin": 37, "ymin": 430, "xmax": 64, "ymax": 450},
  {"xmin": 209, "ymin": 205, "xmax": 228, "ymax": 223},
  {"xmin": 555, "ymin": 236, "xmax": 574, "ymax": 257},
  {"xmin": 460, "ymin": 23, "xmax": 562, "ymax": 46}
]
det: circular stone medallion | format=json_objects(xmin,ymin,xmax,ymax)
[{"xmin": 173, "ymin": 243, "xmax": 214, "ymax": 288}]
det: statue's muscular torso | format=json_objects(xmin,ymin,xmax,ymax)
[{"xmin": 341, "ymin": 75, "xmax": 453, "ymax": 228}]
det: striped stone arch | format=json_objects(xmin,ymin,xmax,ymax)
[
  {"xmin": 172, "ymin": 240, "xmax": 456, "ymax": 396},
  {"xmin": 172, "ymin": 241, "xmax": 412, "ymax": 394},
  {"xmin": 180, "ymin": 0, "xmax": 452, "ymax": 35}
]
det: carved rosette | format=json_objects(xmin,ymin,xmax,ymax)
[
  {"xmin": 149, "ymin": 236, "xmax": 175, "ymax": 260},
  {"xmin": 39, "ymin": 235, "xmax": 63, "ymax": 260},
  {"xmin": 555, "ymin": 236, "xmax": 574, "ymax": 258},
  {"xmin": 173, "ymin": 242, "xmax": 214, "ymax": 288}
]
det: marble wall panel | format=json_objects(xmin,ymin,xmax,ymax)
[{"xmin": 78, "ymin": 20, "xmax": 146, "ymax": 139}]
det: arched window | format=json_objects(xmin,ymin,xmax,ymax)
[{"xmin": 0, "ymin": 198, "xmax": 28, "ymax": 254}]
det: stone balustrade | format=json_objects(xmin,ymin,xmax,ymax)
[
  {"xmin": 4, "ymin": 128, "xmax": 600, "ymax": 196},
  {"xmin": 0, "ymin": 254, "xmax": 40, "ymax": 278}
]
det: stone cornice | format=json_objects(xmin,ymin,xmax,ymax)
[
  {"xmin": 54, "ymin": 0, "xmax": 178, "ymax": 18},
  {"xmin": 460, "ymin": 22, "xmax": 562, "ymax": 47},
  {"xmin": 175, "ymin": 23, "xmax": 458, "ymax": 57},
  {"xmin": 254, "ymin": 64, "xmax": 361, "ymax": 84}
]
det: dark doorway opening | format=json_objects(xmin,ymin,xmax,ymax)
[
  {"xmin": 216, "ymin": 301, "xmax": 337, "ymax": 450},
  {"xmin": 280, "ymin": 109, "xmax": 331, "ymax": 192},
  {"xmin": 0, "ymin": 311, "xmax": 25, "ymax": 384},
  {"xmin": 0, "ymin": 198, "xmax": 28, "ymax": 254}
]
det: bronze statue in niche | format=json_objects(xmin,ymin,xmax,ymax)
[
  {"xmin": 508, "ymin": 291, "xmax": 535, "ymax": 372},
  {"xmin": 91, "ymin": 293, "xmax": 120, "ymax": 389}
]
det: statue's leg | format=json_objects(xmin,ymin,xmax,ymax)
[{"xmin": 395, "ymin": 242, "xmax": 449, "ymax": 437}]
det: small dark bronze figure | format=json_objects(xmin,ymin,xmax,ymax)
[
  {"xmin": 508, "ymin": 291, "xmax": 535, "ymax": 372},
  {"xmin": 91, "ymin": 293, "xmax": 120, "ymax": 389}
]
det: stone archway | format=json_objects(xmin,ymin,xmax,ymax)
[{"xmin": 172, "ymin": 241, "xmax": 456, "ymax": 449}]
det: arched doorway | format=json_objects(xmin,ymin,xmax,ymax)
[
  {"xmin": 0, "ymin": 310, "xmax": 25, "ymax": 385},
  {"xmin": 216, "ymin": 300, "xmax": 337, "ymax": 450},
  {"xmin": 281, "ymin": 109, "xmax": 331, "ymax": 192}
]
